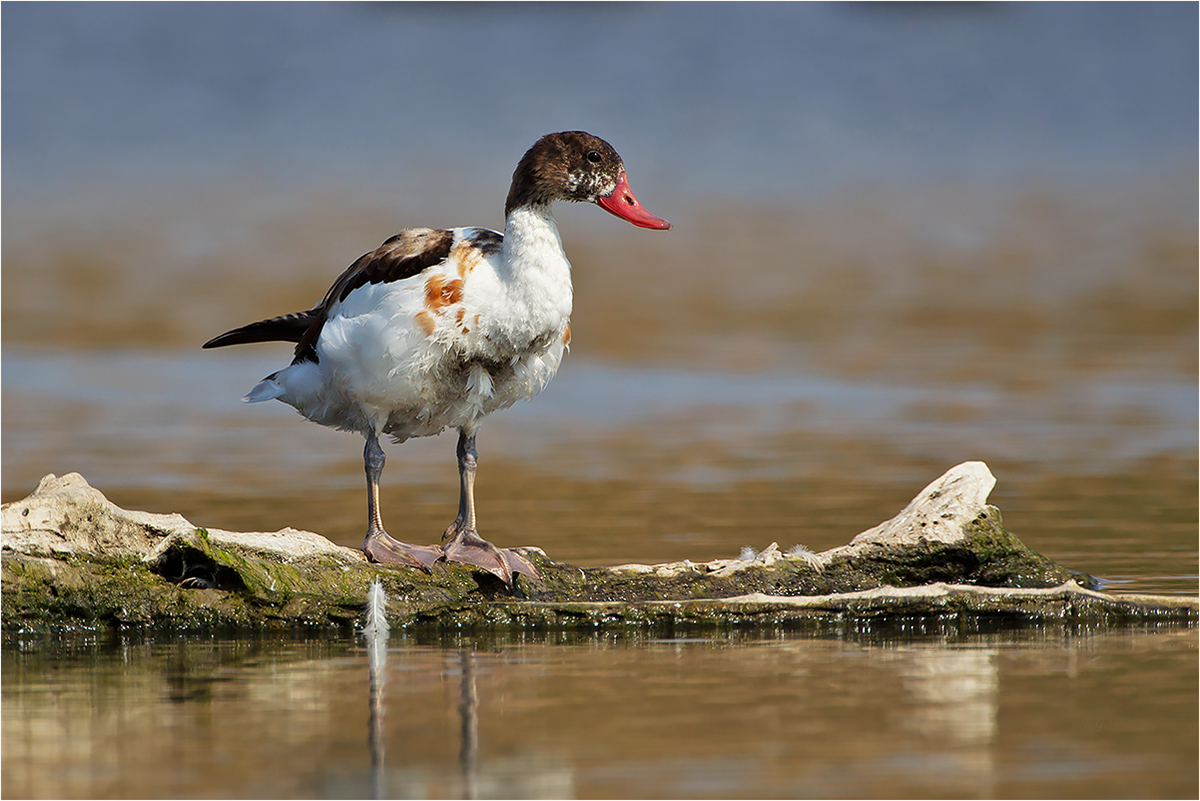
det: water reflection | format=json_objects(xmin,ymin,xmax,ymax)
[
  {"xmin": 457, "ymin": 650, "xmax": 479, "ymax": 800},
  {"xmin": 894, "ymin": 647, "xmax": 998, "ymax": 745},
  {"xmin": 3, "ymin": 627, "xmax": 1195, "ymax": 799},
  {"xmin": 363, "ymin": 598, "xmax": 560, "ymax": 800},
  {"xmin": 364, "ymin": 584, "xmax": 388, "ymax": 800},
  {"xmin": 892, "ymin": 648, "xmax": 999, "ymax": 796}
]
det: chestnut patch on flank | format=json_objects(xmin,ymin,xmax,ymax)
[
  {"xmin": 454, "ymin": 247, "xmax": 475, "ymax": 278},
  {"xmin": 424, "ymin": 275, "xmax": 464, "ymax": 311},
  {"xmin": 562, "ymin": 321, "xmax": 572, "ymax": 346},
  {"xmin": 451, "ymin": 235, "xmax": 494, "ymax": 278},
  {"xmin": 415, "ymin": 311, "xmax": 436, "ymax": 336}
]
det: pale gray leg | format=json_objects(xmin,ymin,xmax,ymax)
[
  {"xmin": 361, "ymin": 429, "xmax": 442, "ymax": 570},
  {"xmin": 441, "ymin": 429, "xmax": 538, "ymax": 587}
]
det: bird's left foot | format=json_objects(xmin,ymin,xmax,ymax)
[
  {"xmin": 442, "ymin": 525, "xmax": 539, "ymax": 588},
  {"xmin": 363, "ymin": 528, "xmax": 443, "ymax": 572}
]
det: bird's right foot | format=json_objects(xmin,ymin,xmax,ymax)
[
  {"xmin": 441, "ymin": 525, "xmax": 539, "ymax": 588},
  {"xmin": 362, "ymin": 529, "xmax": 443, "ymax": 572}
]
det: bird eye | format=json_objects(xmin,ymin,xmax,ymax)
[{"xmin": 586, "ymin": 150, "xmax": 602, "ymax": 164}]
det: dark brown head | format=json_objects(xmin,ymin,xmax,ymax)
[{"xmin": 505, "ymin": 131, "xmax": 671, "ymax": 230}]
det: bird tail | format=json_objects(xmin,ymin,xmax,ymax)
[
  {"xmin": 203, "ymin": 310, "xmax": 316, "ymax": 349},
  {"xmin": 244, "ymin": 375, "xmax": 286, "ymax": 403}
]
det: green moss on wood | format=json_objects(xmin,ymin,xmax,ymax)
[{"xmin": 0, "ymin": 505, "xmax": 1176, "ymax": 634}]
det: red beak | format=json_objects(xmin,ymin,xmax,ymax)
[{"xmin": 596, "ymin": 172, "xmax": 672, "ymax": 230}]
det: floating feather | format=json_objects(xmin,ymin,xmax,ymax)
[
  {"xmin": 364, "ymin": 580, "xmax": 389, "ymax": 636},
  {"xmin": 364, "ymin": 580, "xmax": 388, "ymax": 798}
]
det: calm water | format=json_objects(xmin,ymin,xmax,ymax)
[
  {"xmin": 3, "ymin": 3, "xmax": 1197, "ymax": 798},
  {"xmin": 2, "ymin": 346, "xmax": 1197, "ymax": 592},
  {"xmin": 3, "ymin": 628, "xmax": 1196, "ymax": 799}
]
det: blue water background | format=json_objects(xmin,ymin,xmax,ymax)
[{"xmin": 4, "ymin": 2, "xmax": 1196, "ymax": 206}]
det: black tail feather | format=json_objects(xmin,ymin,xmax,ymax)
[{"xmin": 203, "ymin": 311, "xmax": 315, "ymax": 349}]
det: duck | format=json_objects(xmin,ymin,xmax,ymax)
[{"xmin": 203, "ymin": 131, "xmax": 671, "ymax": 587}]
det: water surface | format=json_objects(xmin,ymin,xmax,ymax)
[
  {"xmin": 3, "ymin": 628, "xmax": 1196, "ymax": 799},
  {"xmin": 2, "ymin": 4, "xmax": 1196, "ymax": 798}
]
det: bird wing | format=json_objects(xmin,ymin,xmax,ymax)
[{"xmin": 202, "ymin": 227, "xmax": 457, "ymax": 365}]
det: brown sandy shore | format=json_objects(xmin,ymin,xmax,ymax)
[{"xmin": 3, "ymin": 462, "xmax": 1194, "ymax": 633}]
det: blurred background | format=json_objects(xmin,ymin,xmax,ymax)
[{"xmin": 3, "ymin": 2, "xmax": 1196, "ymax": 590}]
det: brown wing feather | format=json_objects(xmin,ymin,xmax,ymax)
[
  {"xmin": 204, "ymin": 228, "xmax": 457, "ymax": 364},
  {"xmin": 291, "ymin": 228, "xmax": 456, "ymax": 364},
  {"xmin": 202, "ymin": 310, "xmax": 316, "ymax": 349}
]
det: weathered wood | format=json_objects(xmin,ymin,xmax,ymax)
[{"xmin": 2, "ymin": 463, "xmax": 1194, "ymax": 632}]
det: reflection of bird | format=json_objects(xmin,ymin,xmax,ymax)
[{"xmin": 204, "ymin": 132, "xmax": 671, "ymax": 587}]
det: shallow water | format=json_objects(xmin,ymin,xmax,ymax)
[
  {"xmin": 3, "ymin": 628, "xmax": 1196, "ymax": 799},
  {"xmin": 2, "ymin": 177, "xmax": 1196, "ymax": 594},
  {"xmin": 2, "ymin": 346, "xmax": 1197, "ymax": 593},
  {"xmin": 3, "ymin": 3, "xmax": 1197, "ymax": 798}
]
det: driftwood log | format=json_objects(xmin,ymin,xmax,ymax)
[{"xmin": 2, "ymin": 462, "xmax": 1194, "ymax": 633}]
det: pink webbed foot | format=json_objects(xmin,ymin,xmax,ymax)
[
  {"xmin": 442, "ymin": 526, "xmax": 539, "ymax": 588},
  {"xmin": 363, "ymin": 529, "xmax": 443, "ymax": 572}
]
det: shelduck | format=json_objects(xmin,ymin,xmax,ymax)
[{"xmin": 204, "ymin": 131, "xmax": 671, "ymax": 587}]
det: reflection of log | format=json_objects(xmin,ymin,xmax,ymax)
[{"xmin": 2, "ymin": 463, "xmax": 1194, "ymax": 632}]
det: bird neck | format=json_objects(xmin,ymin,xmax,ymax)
[{"xmin": 501, "ymin": 203, "xmax": 570, "ymax": 281}]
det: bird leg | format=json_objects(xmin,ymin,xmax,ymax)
[
  {"xmin": 361, "ymin": 430, "xmax": 443, "ymax": 571},
  {"xmin": 441, "ymin": 430, "xmax": 539, "ymax": 587}
]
